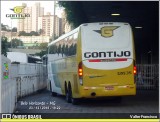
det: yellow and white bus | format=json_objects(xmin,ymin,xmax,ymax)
[{"xmin": 47, "ymin": 22, "xmax": 136, "ymax": 104}]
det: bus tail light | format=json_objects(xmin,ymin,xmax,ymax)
[
  {"xmin": 134, "ymin": 66, "xmax": 137, "ymax": 75},
  {"xmin": 78, "ymin": 62, "xmax": 83, "ymax": 85},
  {"xmin": 133, "ymin": 60, "xmax": 137, "ymax": 75},
  {"xmin": 133, "ymin": 60, "xmax": 137, "ymax": 84}
]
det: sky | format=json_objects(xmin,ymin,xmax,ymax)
[{"xmin": 1, "ymin": 1, "xmax": 63, "ymax": 28}]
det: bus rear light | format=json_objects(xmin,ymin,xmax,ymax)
[
  {"xmin": 79, "ymin": 69, "xmax": 83, "ymax": 76},
  {"xmin": 79, "ymin": 72, "xmax": 83, "ymax": 76},
  {"xmin": 78, "ymin": 62, "xmax": 83, "ymax": 77},
  {"xmin": 78, "ymin": 62, "xmax": 83, "ymax": 85},
  {"xmin": 134, "ymin": 66, "xmax": 137, "ymax": 74}
]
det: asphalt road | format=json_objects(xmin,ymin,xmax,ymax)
[{"xmin": 15, "ymin": 89, "xmax": 159, "ymax": 118}]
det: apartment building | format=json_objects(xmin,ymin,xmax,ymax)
[
  {"xmin": 38, "ymin": 12, "xmax": 60, "ymax": 37},
  {"xmin": 17, "ymin": 2, "xmax": 44, "ymax": 33}
]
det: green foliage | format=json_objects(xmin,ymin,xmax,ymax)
[
  {"xmin": 1, "ymin": 36, "xmax": 9, "ymax": 56},
  {"xmin": 35, "ymin": 42, "xmax": 48, "ymax": 57},
  {"xmin": 58, "ymin": 1, "xmax": 87, "ymax": 28},
  {"xmin": 9, "ymin": 38, "xmax": 23, "ymax": 48},
  {"xmin": 1, "ymin": 24, "xmax": 8, "ymax": 31},
  {"xmin": 1, "ymin": 23, "xmax": 18, "ymax": 32},
  {"xmin": 39, "ymin": 43, "xmax": 48, "ymax": 50},
  {"xmin": 35, "ymin": 50, "xmax": 47, "ymax": 58},
  {"xmin": 18, "ymin": 31, "xmax": 40, "ymax": 36},
  {"xmin": 38, "ymin": 29, "xmax": 44, "ymax": 35},
  {"xmin": 30, "ymin": 31, "xmax": 39, "ymax": 36},
  {"xmin": 12, "ymin": 27, "xmax": 17, "ymax": 32}
]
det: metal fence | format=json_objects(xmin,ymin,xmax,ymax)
[{"xmin": 136, "ymin": 64, "xmax": 159, "ymax": 90}]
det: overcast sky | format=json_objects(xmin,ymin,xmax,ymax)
[{"xmin": 1, "ymin": 1, "xmax": 63, "ymax": 28}]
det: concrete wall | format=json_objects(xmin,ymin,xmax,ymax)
[
  {"xmin": 0, "ymin": 55, "xmax": 47, "ymax": 113},
  {"xmin": 1, "ymin": 55, "xmax": 16, "ymax": 113}
]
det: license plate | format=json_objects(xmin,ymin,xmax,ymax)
[{"xmin": 105, "ymin": 86, "xmax": 114, "ymax": 90}]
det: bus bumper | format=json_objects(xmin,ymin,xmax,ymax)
[{"xmin": 78, "ymin": 85, "xmax": 136, "ymax": 98}]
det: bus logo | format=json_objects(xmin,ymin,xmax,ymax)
[
  {"xmin": 10, "ymin": 6, "xmax": 25, "ymax": 14},
  {"xmin": 6, "ymin": 6, "xmax": 30, "ymax": 19},
  {"xmin": 94, "ymin": 26, "xmax": 119, "ymax": 38}
]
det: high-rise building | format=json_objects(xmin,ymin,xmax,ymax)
[
  {"xmin": 38, "ymin": 12, "xmax": 60, "ymax": 37},
  {"xmin": 17, "ymin": 2, "xmax": 44, "ymax": 33},
  {"xmin": 31, "ymin": 2, "xmax": 44, "ymax": 32}
]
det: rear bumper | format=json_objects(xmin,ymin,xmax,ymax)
[{"xmin": 78, "ymin": 85, "xmax": 136, "ymax": 98}]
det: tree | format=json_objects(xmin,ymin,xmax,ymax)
[
  {"xmin": 1, "ymin": 23, "xmax": 7, "ymax": 31},
  {"xmin": 18, "ymin": 31, "xmax": 40, "ymax": 36},
  {"xmin": 1, "ymin": 23, "xmax": 11, "ymax": 31},
  {"xmin": 30, "ymin": 31, "xmax": 39, "ymax": 36},
  {"xmin": 9, "ymin": 38, "xmax": 23, "ymax": 48},
  {"xmin": 58, "ymin": 1, "xmax": 87, "ymax": 28},
  {"xmin": 1, "ymin": 36, "xmax": 9, "ymax": 56},
  {"xmin": 38, "ymin": 29, "xmax": 44, "ymax": 35},
  {"xmin": 39, "ymin": 43, "xmax": 48, "ymax": 50},
  {"xmin": 12, "ymin": 27, "xmax": 17, "ymax": 32},
  {"xmin": 35, "ymin": 50, "xmax": 47, "ymax": 58},
  {"xmin": 18, "ymin": 31, "xmax": 26, "ymax": 36}
]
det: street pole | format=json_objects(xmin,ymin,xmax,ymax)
[
  {"xmin": 11, "ymin": 19, "xmax": 12, "ymax": 51},
  {"xmin": 53, "ymin": 1, "xmax": 56, "ymax": 41}
]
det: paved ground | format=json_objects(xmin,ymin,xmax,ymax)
[{"xmin": 15, "ymin": 89, "xmax": 159, "ymax": 118}]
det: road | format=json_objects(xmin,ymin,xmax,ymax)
[{"xmin": 15, "ymin": 89, "xmax": 159, "ymax": 118}]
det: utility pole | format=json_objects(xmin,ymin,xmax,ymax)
[
  {"xmin": 53, "ymin": 1, "xmax": 56, "ymax": 41},
  {"xmin": 11, "ymin": 19, "xmax": 12, "ymax": 51}
]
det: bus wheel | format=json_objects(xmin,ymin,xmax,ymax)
[
  {"xmin": 71, "ymin": 98, "xmax": 79, "ymax": 105},
  {"xmin": 69, "ymin": 85, "xmax": 79, "ymax": 105},
  {"xmin": 65, "ymin": 84, "xmax": 71, "ymax": 103},
  {"xmin": 52, "ymin": 92, "xmax": 57, "ymax": 96}
]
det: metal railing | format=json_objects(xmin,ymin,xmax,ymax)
[{"xmin": 136, "ymin": 64, "xmax": 159, "ymax": 90}]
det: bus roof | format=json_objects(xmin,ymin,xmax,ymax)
[{"xmin": 48, "ymin": 22, "xmax": 130, "ymax": 47}]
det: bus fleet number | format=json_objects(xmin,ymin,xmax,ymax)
[{"xmin": 117, "ymin": 71, "xmax": 132, "ymax": 75}]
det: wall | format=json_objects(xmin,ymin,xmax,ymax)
[
  {"xmin": 0, "ymin": 55, "xmax": 47, "ymax": 113},
  {"xmin": 1, "ymin": 55, "xmax": 16, "ymax": 113}
]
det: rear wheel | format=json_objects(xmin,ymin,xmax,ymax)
[
  {"xmin": 52, "ymin": 92, "xmax": 57, "ymax": 96},
  {"xmin": 65, "ymin": 84, "xmax": 71, "ymax": 103},
  {"xmin": 71, "ymin": 97, "xmax": 79, "ymax": 105},
  {"xmin": 69, "ymin": 84, "xmax": 79, "ymax": 105}
]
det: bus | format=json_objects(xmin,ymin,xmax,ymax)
[{"xmin": 47, "ymin": 22, "xmax": 136, "ymax": 104}]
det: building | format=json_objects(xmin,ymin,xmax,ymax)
[
  {"xmin": 31, "ymin": 2, "xmax": 44, "ymax": 32},
  {"xmin": 61, "ymin": 10, "xmax": 72, "ymax": 33},
  {"xmin": 17, "ymin": 2, "xmax": 44, "ymax": 33},
  {"xmin": 38, "ymin": 12, "xmax": 60, "ymax": 37}
]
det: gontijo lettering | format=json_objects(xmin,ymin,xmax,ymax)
[{"xmin": 84, "ymin": 51, "xmax": 131, "ymax": 58}]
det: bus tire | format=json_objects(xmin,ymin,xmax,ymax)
[
  {"xmin": 69, "ymin": 84, "xmax": 79, "ymax": 105},
  {"xmin": 71, "ymin": 98, "xmax": 79, "ymax": 105},
  {"xmin": 65, "ymin": 83, "xmax": 72, "ymax": 103},
  {"xmin": 52, "ymin": 92, "xmax": 57, "ymax": 96}
]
